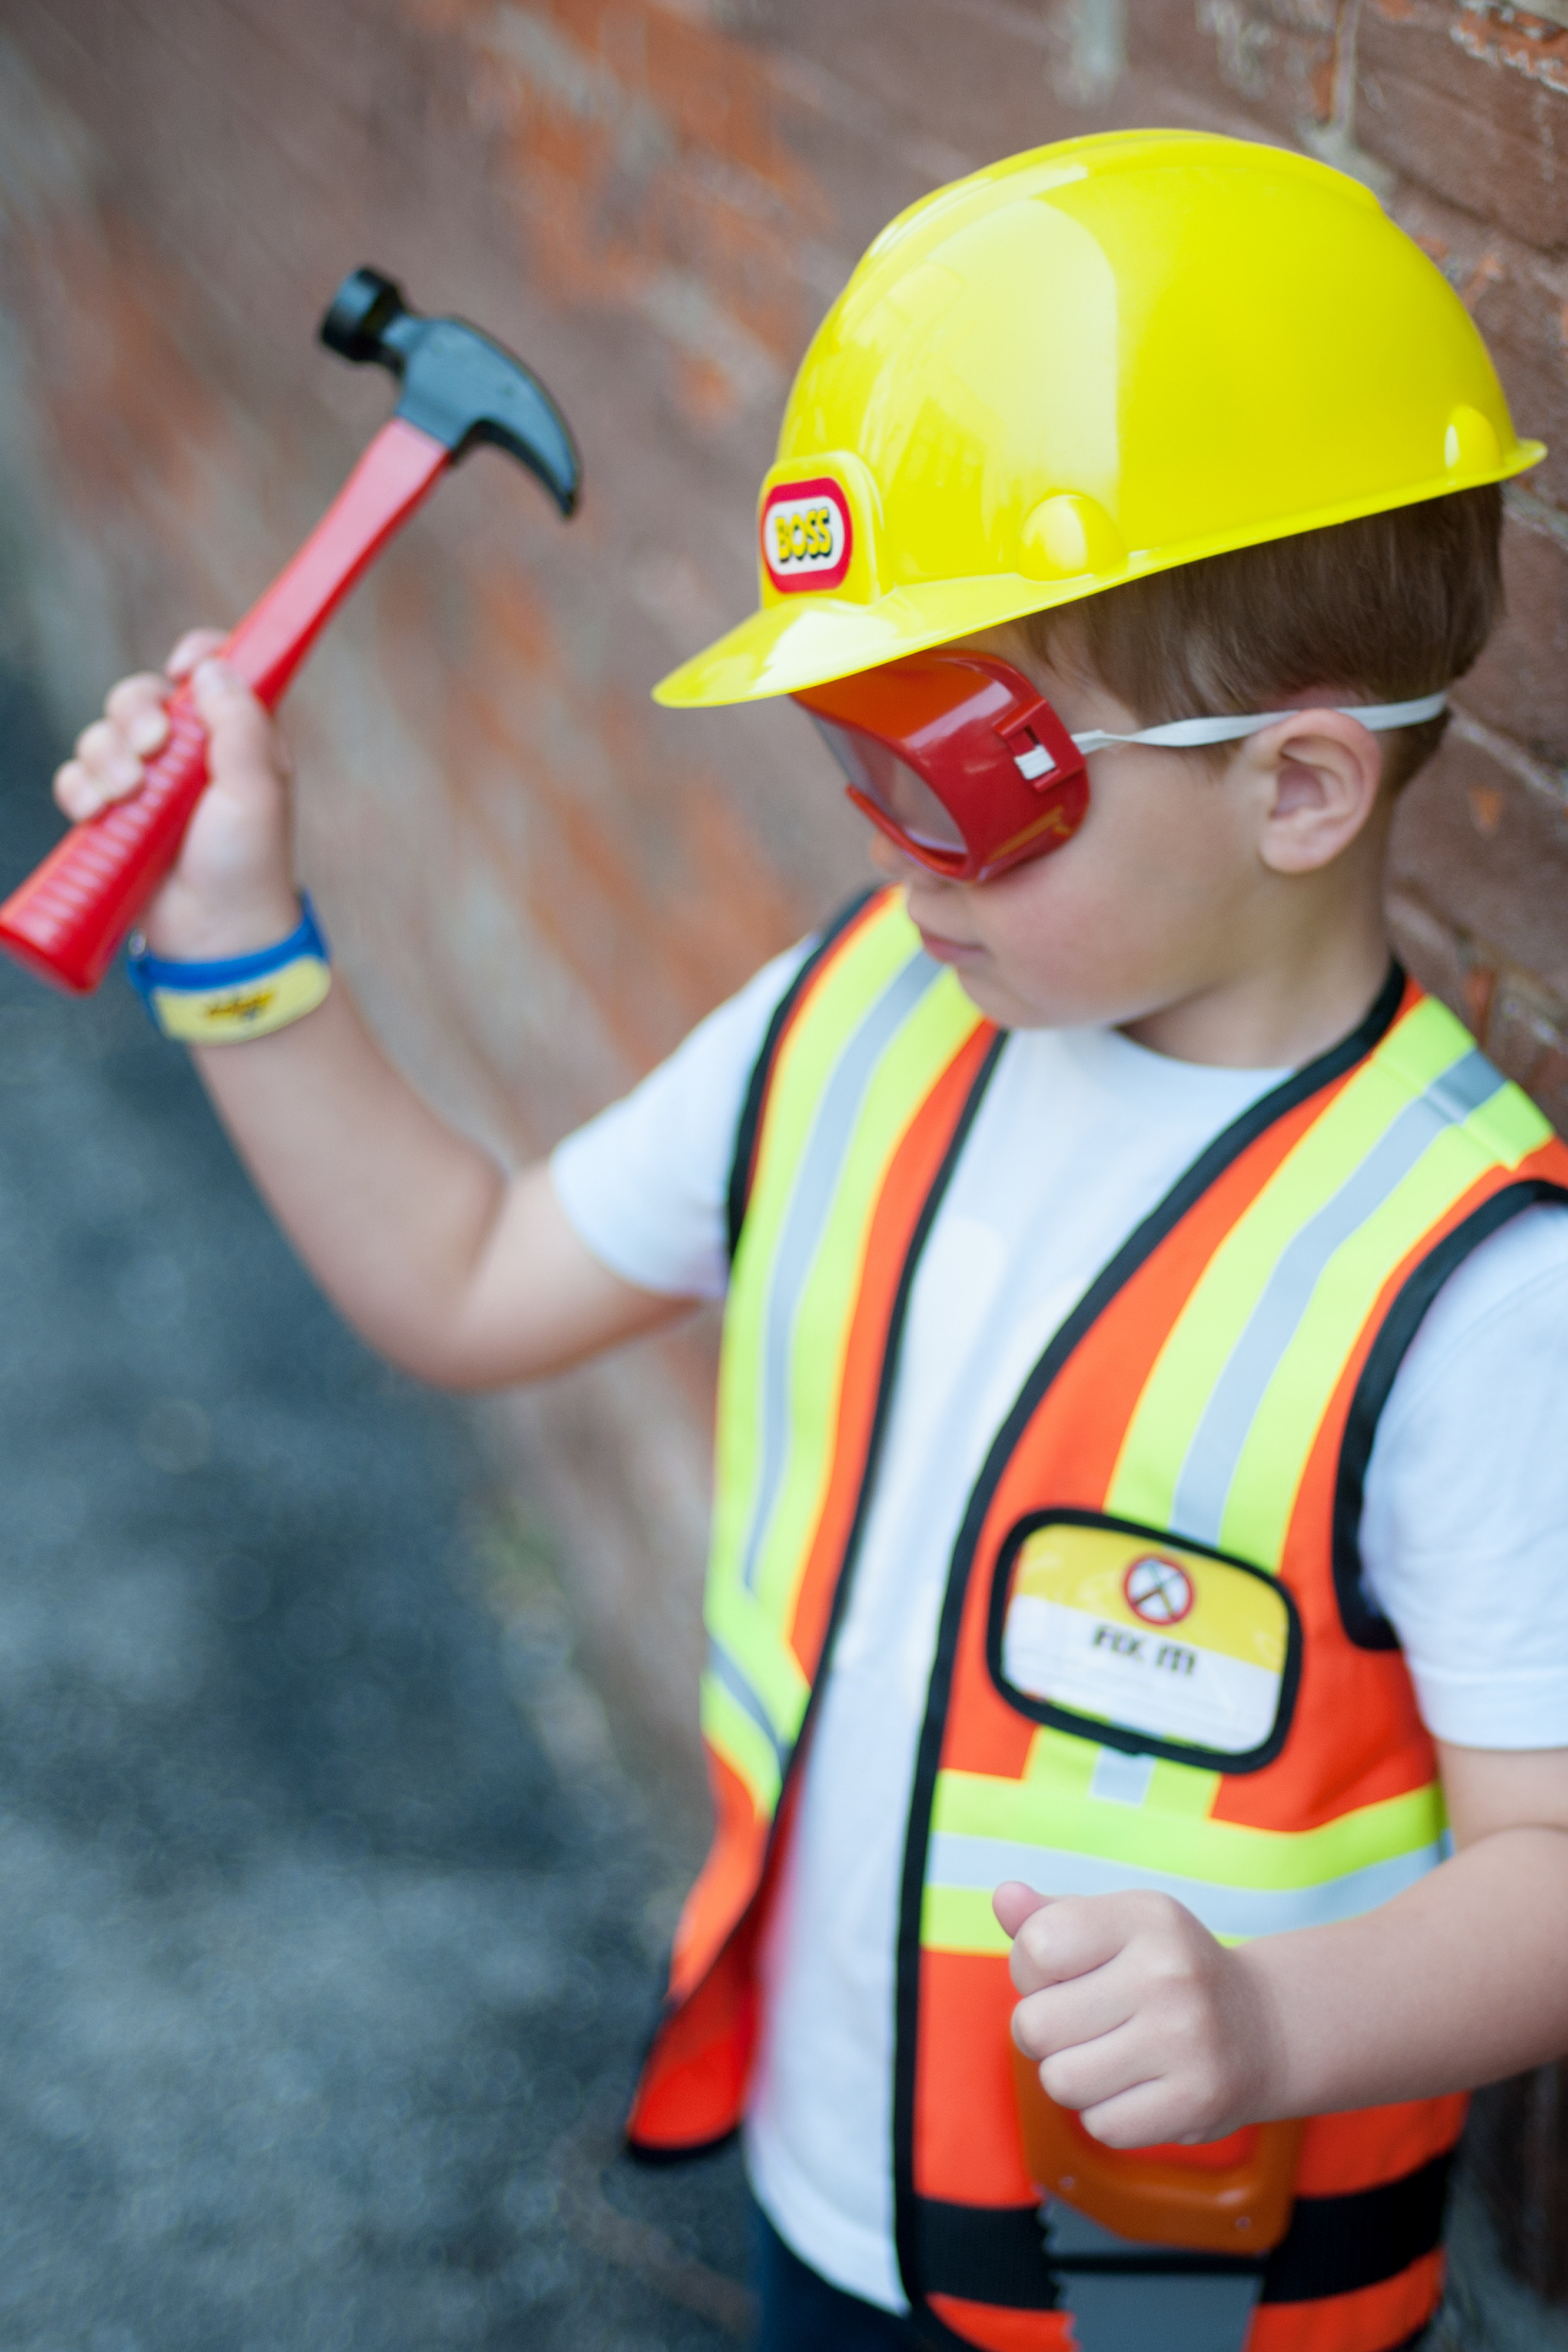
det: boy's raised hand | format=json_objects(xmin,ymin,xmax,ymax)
[
  {"xmin": 49, "ymin": 633, "xmax": 688, "ymax": 1394},
  {"xmin": 52, "ymin": 631, "xmax": 301, "ymax": 960},
  {"xmin": 994, "ymin": 1880, "xmax": 1277, "ymax": 2150}
]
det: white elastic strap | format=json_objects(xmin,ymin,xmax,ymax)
[{"xmin": 1071, "ymin": 689, "xmax": 1447, "ymax": 757}]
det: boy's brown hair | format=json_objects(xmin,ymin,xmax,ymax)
[{"xmin": 1022, "ymin": 485, "xmax": 1502, "ymax": 791}]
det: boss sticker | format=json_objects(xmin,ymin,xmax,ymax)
[
  {"xmin": 987, "ymin": 1512, "xmax": 1301, "ymax": 1774},
  {"xmin": 761, "ymin": 477, "xmax": 853, "ymax": 593}
]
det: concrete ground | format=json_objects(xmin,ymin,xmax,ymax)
[{"xmin": 0, "ymin": 653, "xmax": 750, "ymax": 2350}]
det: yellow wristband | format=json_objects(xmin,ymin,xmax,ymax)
[
  {"xmin": 126, "ymin": 894, "xmax": 333, "ymax": 1044},
  {"xmin": 146, "ymin": 955, "xmax": 332, "ymax": 1043}
]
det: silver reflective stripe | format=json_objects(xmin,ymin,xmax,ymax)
[
  {"xmin": 1088, "ymin": 1748, "xmax": 1155, "ymax": 1806},
  {"xmin": 1047, "ymin": 2204, "xmax": 1261, "ymax": 2352},
  {"xmin": 739, "ymin": 952, "xmax": 940, "ymax": 1592},
  {"xmin": 926, "ymin": 1830, "xmax": 1445, "ymax": 1937},
  {"xmin": 706, "ymin": 1638, "xmax": 792, "ymax": 1777},
  {"xmin": 1170, "ymin": 1049, "xmax": 1504, "ymax": 1544}
]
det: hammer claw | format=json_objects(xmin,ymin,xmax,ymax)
[{"xmin": 318, "ymin": 267, "xmax": 581, "ymax": 515}]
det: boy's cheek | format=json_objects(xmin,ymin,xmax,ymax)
[{"xmin": 970, "ymin": 870, "xmax": 1182, "ymax": 1026}]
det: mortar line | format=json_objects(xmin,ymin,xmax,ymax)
[{"xmin": 1447, "ymin": 704, "xmax": 1568, "ymax": 812}]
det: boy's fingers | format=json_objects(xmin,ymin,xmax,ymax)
[
  {"xmin": 1007, "ymin": 1892, "xmax": 1140, "ymax": 1996},
  {"xmin": 54, "ymin": 758, "xmax": 106, "ymax": 821},
  {"xmin": 993, "ymin": 1881, "xmax": 1053, "ymax": 1938},
  {"xmin": 1074, "ymin": 2076, "xmax": 1190, "ymax": 2153},
  {"xmin": 74, "ymin": 717, "xmax": 145, "ymax": 800},
  {"xmin": 193, "ymin": 658, "xmax": 266, "ymax": 740},
  {"xmin": 1012, "ymin": 1967, "xmax": 1138, "ymax": 2065},
  {"xmin": 1027, "ymin": 2015, "xmax": 1148, "ymax": 2112},
  {"xmin": 167, "ymin": 627, "xmax": 227, "ymax": 680},
  {"xmin": 192, "ymin": 660, "xmax": 289, "ymax": 790},
  {"xmin": 105, "ymin": 672, "xmax": 172, "ymax": 756}
]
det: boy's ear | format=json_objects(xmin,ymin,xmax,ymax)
[{"xmin": 1243, "ymin": 710, "xmax": 1387, "ymax": 876}]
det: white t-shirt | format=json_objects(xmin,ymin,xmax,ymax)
[{"xmin": 552, "ymin": 940, "xmax": 1568, "ymax": 2313}]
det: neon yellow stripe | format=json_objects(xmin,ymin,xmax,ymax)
[
  {"xmin": 704, "ymin": 1587, "xmax": 810, "ymax": 1739},
  {"xmin": 932, "ymin": 1766, "xmax": 1444, "ymax": 1888},
  {"xmin": 708, "ymin": 896, "xmax": 915, "ymax": 1595},
  {"xmin": 1470, "ymin": 1079, "xmax": 1552, "ymax": 1166},
  {"xmin": 700, "ymin": 1675, "xmax": 781, "ymax": 1815},
  {"xmin": 753, "ymin": 972, "xmax": 983, "ymax": 1621},
  {"xmin": 922, "ymin": 1886, "xmax": 1013, "ymax": 1956},
  {"xmin": 921, "ymin": 1885, "xmax": 1297, "ymax": 1956},
  {"xmin": 1107, "ymin": 1000, "xmax": 1472, "ymax": 1534},
  {"xmin": 1222, "ymin": 1098, "xmax": 1553, "ymax": 1562},
  {"xmin": 1023, "ymin": 1727, "xmax": 1221, "ymax": 1818}
]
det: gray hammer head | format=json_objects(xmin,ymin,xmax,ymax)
[{"xmin": 320, "ymin": 267, "xmax": 580, "ymax": 515}]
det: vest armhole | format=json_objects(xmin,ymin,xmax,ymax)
[
  {"xmin": 1333, "ymin": 1177, "xmax": 1568, "ymax": 1650},
  {"xmin": 723, "ymin": 886, "xmax": 881, "ymax": 1264}
]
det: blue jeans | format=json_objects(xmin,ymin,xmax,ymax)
[{"xmin": 749, "ymin": 2199, "xmax": 938, "ymax": 2350}]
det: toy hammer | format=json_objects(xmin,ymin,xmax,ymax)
[{"xmin": 0, "ymin": 268, "xmax": 580, "ymax": 995}]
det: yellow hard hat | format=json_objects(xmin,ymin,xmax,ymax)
[{"xmin": 654, "ymin": 129, "xmax": 1542, "ymax": 710}]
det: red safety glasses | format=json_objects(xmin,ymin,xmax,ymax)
[
  {"xmin": 795, "ymin": 653, "xmax": 1451, "ymax": 886},
  {"xmin": 795, "ymin": 653, "xmax": 1091, "ymax": 884}
]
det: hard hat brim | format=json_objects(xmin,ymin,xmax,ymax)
[
  {"xmin": 653, "ymin": 574, "xmax": 1059, "ymax": 709},
  {"xmin": 653, "ymin": 452, "xmax": 1545, "ymax": 710}
]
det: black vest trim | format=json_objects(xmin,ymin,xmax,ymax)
[
  {"xmin": 1332, "ymin": 1178, "xmax": 1568, "ymax": 1648},
  {"xmin": 914, "ymin": 2201, "xmax": 1060, "ymax": 2309},
  {"xmin": 909, "ymin": 2147, "xmax": 1450, "ymax": 2318},
  {"xmin": 724, "ymin": 887, "xmax": 877, "ymax": 1261},
  {"xmin": 1259, "ymin": 2149, "xmax": 1452, "ymax": 2303},
  {"xmin": 635, "ymin": 1013, "xmax": 1005, "ymax": 2132}
]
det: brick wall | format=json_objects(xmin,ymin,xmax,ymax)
[{"xmin": 1, "ymin": 0, "xmax": 1566, "ymax": 2322}]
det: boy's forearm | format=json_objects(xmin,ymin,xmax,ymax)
[
  {"xmin": 1242, "ymin": 1825, "xmax": 1568, "ymax": 2120},
  {"xmin": 192, "ymin": 979, "xmax": 685, "ymax": 1386},
  {"xmin": 59, "ymin": 657, "xmax": 687, "ymax": 1388},
  {"xmin": 192, "ymin": 978, "xmax": 513, "ymax": 1379}
]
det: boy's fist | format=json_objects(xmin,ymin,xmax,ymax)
[
  {"xmin": 52, "ymin": 630, "xmax": 301, "ymax": 960},
  {"xmin": 994, "ymin": 1880, "xmax": 1279, "ymax": 2150}
]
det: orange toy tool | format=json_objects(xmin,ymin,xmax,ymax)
[{"xmin": 1011, "ymin": 2043, "xmax": 1304, "ymax": 2256}]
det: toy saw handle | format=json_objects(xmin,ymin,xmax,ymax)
[{"xmin": 0, "ymin": 416, "xmax": 449, "ymax": 996}]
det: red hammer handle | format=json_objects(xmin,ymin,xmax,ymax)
[{"xmin": 0, "ymin": 416, "xmax": 449, "ymax": 995}]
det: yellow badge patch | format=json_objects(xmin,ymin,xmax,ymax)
[{"xmin": 992, "ymin": 1514, "xmax": 1298, "ymax": 1768}]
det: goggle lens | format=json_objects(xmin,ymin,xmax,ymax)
[{"xmin": 808, "ymin": 716, "xmax": 966, "ymax": 856}]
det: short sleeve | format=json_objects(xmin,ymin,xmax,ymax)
[
  {"xmin": 549, "ymin": 942, "xmax": 809, "ymax": 1300},
  {"xmin": 1359, "ymin": 1201, "xmax": 1568, "ymax": 1750}
]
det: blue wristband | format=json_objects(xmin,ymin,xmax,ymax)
[{"xmin": 126, "ymin": 894, "xmax": 332, "ymax": 1043}]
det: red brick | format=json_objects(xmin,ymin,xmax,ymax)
[
  {"xmin": 1132, "ymin": 0, "xmax": 1343, "ymax": 142},
  {"xmin": 1385, "ymin": 881, "xmax": 1479, "ymax": 1025},
  {"xmin": 1484, "ymin": 961, "xmax": 1568, "ymax": 1101},
  {"xmin": 1464, "ymin": 503, "xmax": 1568, "ymax": 763},
  {"xmin": 1380, "ymin": 177, "xmax": 1568, "ymax": 507},
  {"xmin": 1357, "ymin": 2, "xmax": 1568, "ymax": 253},
  {"xmin": 1391, "ymin": 718, "xmax": 1568, "ymax": 1002}
]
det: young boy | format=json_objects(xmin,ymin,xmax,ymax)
[{"xmin": 57, "ymin": 132, "xmax": 1568, "ymax": 2352}]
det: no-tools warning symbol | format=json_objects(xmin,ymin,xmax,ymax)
[{"xmin": 1123, "ymin": 1553, "xmax": 1195, "ymax": 1627}]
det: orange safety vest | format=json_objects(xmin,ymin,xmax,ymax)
[{"xmin": 626, "ymin": 888, "xmax": 1568, "ymax": 2352}]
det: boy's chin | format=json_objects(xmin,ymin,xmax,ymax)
[
  {"xmin": 950, "ymin": 966, "xmax": 1077, "ymax": 1032},
  {"xmin": 951, "ymin": 960, "xmax": 1157, "ymax": 1035}
]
